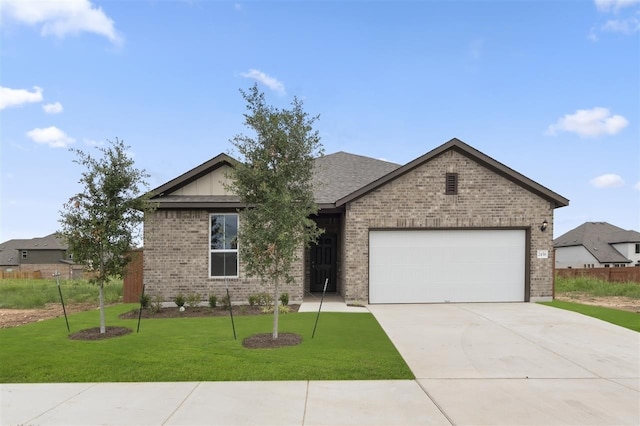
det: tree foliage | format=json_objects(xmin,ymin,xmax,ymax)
[
  {"xmin": 228, "ymin": 85, "xmax": 323, "ymax": 339},
  {"xmin": 58, "ymin": 138, "xmax": 155, "ymax": 333}
]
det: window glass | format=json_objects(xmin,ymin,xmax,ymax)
[{"xmin": 210, "ymin": 214, "xmax": 239, "ymax": 277}]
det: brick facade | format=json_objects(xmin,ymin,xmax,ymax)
[
  {"xmin": 341, "ymin": 149, "xmax": 555, "ymax": 302},
  {"xmin": 144, "ymin": 210, "xmax": 304, "ymax": 304}
]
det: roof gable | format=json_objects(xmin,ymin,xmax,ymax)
[
  {"xmin": 150, "ymin": 153, "xmax": 239, "ymax": 199},
  {"xmin": 336, "ymin": 138, "xmax": 569, "ymax": 208}
]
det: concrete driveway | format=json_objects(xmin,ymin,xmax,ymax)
[{"xmin": 368, "ymin": 302, "xmax": 640, "ymax": 425}]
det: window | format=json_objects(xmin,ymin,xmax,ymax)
[
  {"xmin": 210, "ymin": 214, "xmax": 238, "ymax": 277},
  {"xmin": 21, "ymin": 251, "xmax": 27, "ymax": 259},
  {"xmin": 635, "ymin": 243, "xmax": 640, "ymax": 254},
  {"xmin": 445, "ymin": 173, "xmax": 458, "ymax": 195}
]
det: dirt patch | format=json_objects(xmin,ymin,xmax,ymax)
[
  {"xmin": 555, "ymin": 293, "xmax": 640, "ymax": 313},
  {"xmin": 0, "ymin": 303, "xmax": 99, "ymax": 329}
]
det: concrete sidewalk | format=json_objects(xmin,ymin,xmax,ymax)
[{"xmin": 1, "ymin": 380, "xmax": 447, "ymax": 425}]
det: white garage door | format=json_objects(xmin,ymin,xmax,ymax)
[{"xmin": 369, "ymin": 229, "xmax": 526, "ymax": 303}]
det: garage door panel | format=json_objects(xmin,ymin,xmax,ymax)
[{"xmin": 369, "ymin": 230, "xmax": 525, "ymax": 304}]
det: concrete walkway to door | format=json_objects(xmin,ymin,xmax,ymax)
[{"xmin": 368, "ymin": 302, "xmax": 640, "ymax": 425}]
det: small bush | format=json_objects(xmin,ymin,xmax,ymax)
[
  {"xmin": 261, "ymin": 304, "xmax": 291, "ymax": 314},
  {"xmin": 248, "ymin": 292, "xmax": 273, "ymax": 306},
  {"xmin": 279, "ymin": 292, "xmax": 289, "ymax": 306},
  {"xmin": 139, "ymin": 293, "xmax": 150, "ymax": 309},
  {"xmin": 221, "ymin": 294, "xmax": 231, "ymax": 309},
  {"xmin": 208, "ymin": 294, "xmax": 217, "ymax": 308},
  {"xmin": 174, "ymin": 294, "xmax": 186, "ymax": 308},
  {"xmin": 186, "ymin": 293, "xmax": 201, "ymax": 308},
  {"xmin": 149, "ymin": 295, "xmax": 163, "ymax": 314}
]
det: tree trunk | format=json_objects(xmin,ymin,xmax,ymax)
[
  {"xmin": 272, "ymin": 275, "xmax": 279, "ymax": 340},
  {"xmin": 99, "ymin": 282, "xmax": 106, "ymax": 334}
]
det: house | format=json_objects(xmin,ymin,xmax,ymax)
[
  {"xmin": 144, "ymin": 138, "xmax": 569, "ymax": 304},
  {"xmin": 554, "ymin": 222, "xmax": 640, "ymax": 268},
  {"xmin": 0, "ymin": 234, "xmax": 82, "ymax": 279}
]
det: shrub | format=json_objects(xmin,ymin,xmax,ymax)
[
  {"xmin": 261, "ymin": 304, "xmax": 291, "ymax": 314},
  {"xmin": 208, "ymin": 294, "xmax": 217, "ymax": 308},
  {"xmin": 248, "ymin": 292, "xmax": 273, "ymax": 307},
  {"xmin": 149, "ymin": 295, "xmax": 163, "ymax": 314},
  {"xmin": 139, "ymin": 293, "xmax": 150, "ymax": 309},
  {"xmin": 220, "ymin": 294, "xmax": 231, "ymax": 309},
  {"xmin": 174, "ymin": 294, "xmax": 185, "ymax": 308},
  {"xmin": 186, "ymin": 293, "xmax": 201, "ymax": 308},
  {"xmin": 279, "ymin": 292, "xmax": 289, "ymax": 306}
]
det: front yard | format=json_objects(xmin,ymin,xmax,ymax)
[{"xmin": 0, "ymin": 304, "xmax": 413, "ymax": 383}]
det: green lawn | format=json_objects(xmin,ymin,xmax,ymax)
[
  {"xmin": 0, "ymin": 304, "xmax": 413, "ymax": 383},
  {"xmin": 540, "ymin": 300, "xmax": 640, "ymax": 332}
]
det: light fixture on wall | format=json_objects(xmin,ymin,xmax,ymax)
[{"xmin": 540, "ymin": 219, "xmax": 548, "ymax": 232}]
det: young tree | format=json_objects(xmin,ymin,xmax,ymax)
[
  {"xmin": 59, "ymin": 138, "xmax": 155, "ymax": 333},
  {"xmin": 229, "ymin": 84, "xmax": 323, "ymax": 339}
]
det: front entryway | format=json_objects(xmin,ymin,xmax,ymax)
[{"xmin": 310, "ymin": 233, "xmax": 337, "ymax": 292}]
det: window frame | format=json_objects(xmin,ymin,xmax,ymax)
[
  {"xmin": 21, "ymin": 250, "xmax": 28, "ymax": 259},
  {"xmin": 209, "ymin": 213, "xmax": 239, "ymax": 278},
  {"xmin": 635, "ymin": 243, "xmax": 640, "ymax": 254}
]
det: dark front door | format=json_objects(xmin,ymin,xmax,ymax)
[{"xmin": 311, "ymin": 233, "xmax": 337, "ymax": 292}]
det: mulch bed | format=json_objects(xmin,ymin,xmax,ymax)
[
  {"xmin": 118, "ymin": 304, "xmax": 300, "ymax": 320},
  {"xmin": 69, "ymin": 326, "xmax": 133, "ymax": 340},
  {"xmin": 242, "ymin": 332, "xmax": 302, "ymax": 349}
]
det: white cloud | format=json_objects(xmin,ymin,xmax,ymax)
[
  {"xmin": 42, "ymin": 102, "xmax": 63, "ymax": 114},
  {"xmin": 83, "ymin": 138, "xmax": 104, "ymax": 147},
  {"xmin": 26, "ymin": 126, "xmax": 75, "ymax": 148},
  {"xmin": 594, "ymin": 0, "xmax": 640, "ymax": 12},
  {"xmin": 602, "ymin": 17, "xmax": 640, "ymax": 33},
  {"xmin": 590, "ymin": 174, "xmax": 625, "ymax": 188},
  {"xmin": 1, "ymin": 0, "xmax": 123, "ymax": 45},
  {"xmin": 546, "ymin": 107, "xmax": 628, "ymax": 137},
  {"xmin": 634, "ymin": 181, "xmax": 640, "ymax": 190},
  {"xmin": 0, "ymin": 86, "xmax": 43, "ymax": 110},
  {"xmin": 240, "ymin": 69, "xmax": 286, "ymax": 95}
]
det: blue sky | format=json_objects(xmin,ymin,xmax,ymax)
[{"xmin": 1, "ymin": 0, "xmax": 638, "ymax": 242}]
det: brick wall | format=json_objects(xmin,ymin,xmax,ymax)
[
  {"xmin": 144, "ymin": 210, "xmax": 304, "ymax": 304},
  {"xmin": 343, "ymin": 149, "xmax": 555, "ymax": 302}
]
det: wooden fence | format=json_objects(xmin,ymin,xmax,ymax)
[
  {"xmin": 0, "ymin": 270, "xmax": 42, "ymax": 280},
  {"xmin": 123, "ymin": 250, "xmax": 144, "ymax": 303},
  {"xmin": 556, "ymin": 267, "xmax": 640, "ymax": 283}
]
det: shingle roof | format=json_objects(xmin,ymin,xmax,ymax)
[
  {"xmin": 553, "ymin": 222, "xmax": 640, "ymax": 263},
  {"xmin": 312, "ymin": 152, "xmax": 401, "ymax": 204},
  {"xmin": 0, "ymin": 234, "xmax": 67, "ymax": 266}
]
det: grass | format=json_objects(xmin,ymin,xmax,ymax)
[
  {"xmin": 540, "ymin": 300, "xmax": 639, "ymax": 332},
  {"xmin": 555, "ymin": 275, "xmax": 640, "ymax": 298},
  {"xmin": 0, "ymin": 278, "xmax": 122, "ymax": 309},
  {"xmin": 0, "ymin": 304, "xmax": 413, "ymax": 383}
]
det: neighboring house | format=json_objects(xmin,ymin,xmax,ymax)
[
  {"xmin": 144, "ymin": 138, "xmax": 569, "ymax": 304},
  {"xmin": 554, "ymin": 222, "xmax": 640, "ymax": 268},
  {"xmin": 0, "ymin": 234, "xmax": 82, "ymax": 279}
]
